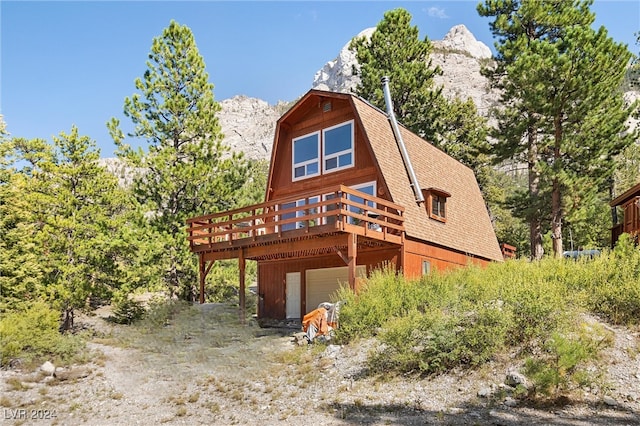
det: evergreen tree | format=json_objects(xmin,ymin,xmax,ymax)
[
  {"xmin": 350, "ymin": 8, "xmax": 444, "ymax": 143},
  {"xmin": 479, "ymin": 0, "xmax": 635, "ymax": 258},
  {"xmin": 108, "ymin": 20, "xmax": 249, "ymax": 300},
  {"xmin": 0, "ymin": 137, "xmax": 50, "ymax": 312},
  {"xmin": 0, "ymin": 128, "xmax": 140, "ymax": 329},
  {"xmin": 350, "ymin": 8, "xmax": 491, "ymax": 180}
]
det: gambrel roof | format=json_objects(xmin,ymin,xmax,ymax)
[
  {"xmin": 350, "ymin": 94, "xmax": 503, "ymax": 262},
  {"xmin": 274, "ymin": 89, "xmax": 504, "ymax": 262}
]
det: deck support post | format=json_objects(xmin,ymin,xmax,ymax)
[
  {"xmin": 199, "ymin": 255, "xmax": 215, "ymax": 304},
  {"xmin": 239, "ymin": 248, "xmax": 246, "ymax": 324},
  {"xmin": 347, "ymin": 233, "xmax": 357, "ymax": 291},
  {"xmin": 199, "ymin": 254, "xmax": 206, "ymax": 304}
]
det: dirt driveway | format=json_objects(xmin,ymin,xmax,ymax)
[{"xmin": 2, "ymin": 303, "xmax": 640, "ymax": 425}]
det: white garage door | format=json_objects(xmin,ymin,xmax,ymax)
[{"xmin": 305, "ymin": 266, "xmax": 365, "ymax": 313}]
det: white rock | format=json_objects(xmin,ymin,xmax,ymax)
[
  {"xmin": 477, "ymin": 387, "xmax": 492, "ymax": 398},
  {"xmin": 503, "ymin": 396, "xmax": 518, "ymax": 407},
  {"xmin": 312, "ymin": 27, "xmax": 374, "ymax": 94},
  {"xmin": 433, "ymin": 24, "xmax": 492, "ymax": 59},
  {"xmin": 40, "ymin": 361, "xmax": 56, "ymax": 376}
]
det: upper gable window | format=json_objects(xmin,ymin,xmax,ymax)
[
  {"xmin": 292, "ymin": 131, "xmax": 320, "ymax": 181},
  {"xmin": 323, "ymin": 120, "xmax": 354, "ymax": 173}
]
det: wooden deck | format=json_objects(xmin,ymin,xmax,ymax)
[{"xmin": 186, "ymin": 185, "xmax": 405, "ymax": 261}]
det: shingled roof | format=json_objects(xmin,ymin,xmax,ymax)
[{"xmin": 348, "ymin": 93, "xmax": 504, "ymax": 262}]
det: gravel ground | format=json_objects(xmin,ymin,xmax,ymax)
[{"xmin": 2, "ymin": 303, "xmax": 640, "ymax": 425}]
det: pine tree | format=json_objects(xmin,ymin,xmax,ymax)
[
  {"xmin": 350, "ymin": 8, "xmax": 491, "ymax": 178},
  {"xmin": 350, "ymin": 8, "xmax": 445, "ymax": 143},
  {"xmin": 479, "ymin": 0, "xmax": 635, "ymax": 258},
  {"xmin": 0, "ymin": 128, "xmax": 140, "ymax": 329},
  {"xmin": 108, "ymin": 20, "xmax": 249, "ymax": 300}
]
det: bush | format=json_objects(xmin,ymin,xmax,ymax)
[
  {"xmin": 581, "ymin": 239, "xmax": 640, "ymax": 325},
  {"xmin": 370, "ymin": 302, "xmax": 512, "ymax": 376},
  {"xmin": 137, "ymin": 297, "xmax": 190, "ymax": 330},
  {"xmin": 111, "ymin": 296, "xmax": 146, "ymax": 325},
  {"xmin": 524, "ymin": 321, "xmax": 612, "ymax": 397},
  {"xmin": 335, "ymin": 253, "xmax": 632, "ymax": 381},
  {"xmin": 0, "ymin": 301, "xmax": 86, "ymax": 367},
  {"xmin": 334, "ymin": 266, "xmax": 457, "ymax": 342}
]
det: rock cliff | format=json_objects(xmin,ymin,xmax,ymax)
[{"xmin": 104, "ymin": 24, "xmax": 637, "ymax": 170}]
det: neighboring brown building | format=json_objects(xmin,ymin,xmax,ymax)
[
  {"xmin": 187, "ymin": 88, "xmax": 503, "ymax": 320},
  {"xmin": 610, "ymin": 182, "xmax": 640, "ymax": 247}
]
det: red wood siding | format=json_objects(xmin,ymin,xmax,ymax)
[
  {"xmin": 257, "ymin": 247, "xmax": 400, "ymax": 319},
  {"xmin": 402, "ymin": 238, "xmax": 490, "ymax": 280},
  {"xmin": 269, "ymin": 97, "xmax": 384, "ymax": 201}
]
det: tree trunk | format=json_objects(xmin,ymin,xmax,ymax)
[
  {"xmin": 528, "ymin": 125, "xmax": 544, "ymax": 260},
  {"xmin": 551, "ymin": 177, "xmax": 563, "ymax": 258},
  {"xmin": 59, "ymin": 307, "xmax": 74, "ymax": 333},
  {"xmin": 551, "ymin": 115, "xmax": 563, "ymax": 258}
]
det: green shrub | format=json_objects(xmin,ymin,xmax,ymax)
[
  {"xmin": 334, "ymin": 252, "xmax": 635, "ymax": 380},
  {"xmin": 524, "ymin": 321, "xmax": 611, "ymax": 397},
  {"xmin": 111, "ymin": 296, "xmax": 146, "ymax": 325},
  {"xmin": 0, "ymin": 301, "xmax": 86, "ymax": 366},
  {"xmin": 369, "ymin": 302, "xmax": 512, "ymax": 376},
  {"xmin": 581, "ymin": 240, "xmax": 640, "ymax": 325},
  {"xmin": 137, "ymin": 297, "xmax": 190, "ymax": 330},
  {"xmin": 335, "ymin": 267, "xmax": 418, "ymax": 341},
  {"xmin": 335, "ymin": 265, "xmax": 462, "ymax": 343}
]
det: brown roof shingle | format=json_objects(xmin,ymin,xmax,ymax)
[{"xmin": 350, "ymin": 94, "xmax": 504, "ymax": 262}]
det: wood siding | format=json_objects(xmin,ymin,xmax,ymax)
[
  {"xmin": 269, "ymin": 97, "xmax": 385, "ymax": 201},
  {"xmin": 187, "ymin": 90, "xmax": 504, "ymax": 320},
  {"xmin": 258, "ymin": 247, "xmax": 400, "ymax": 319},
  {"xmin": 402, "ymin": 238, "xmax": 490, "ymax": 280}
]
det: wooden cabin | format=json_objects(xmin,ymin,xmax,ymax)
[
  {"xmin": 610, "ymin": 182, "xmax": 640, "ymax": 247},
  {"xmin": 187, "ymin": 89, "xmax": 503, "ymax": 320}
]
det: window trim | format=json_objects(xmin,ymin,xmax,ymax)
[
  {"xmin": 292, "ymin": 131, "xmax": 320, "ymax": 182},
  {"xmin": 322, "ymin": 120, "xmax": 354, "ymax": 174},
  {"xmin": 278, "ymin": 197, "xmax": 321, "ymax": 231},
  {"xmin": 423, "ymin": 187, "xmax": 450, "ymax": 223},
  {"xmin": 346, "ymin": 181, "xmax": 377, "ymax": 225}
]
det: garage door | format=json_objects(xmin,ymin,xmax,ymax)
[{"xmin": 305, "ymin": 266, "xmax": 366, "ymax": 313}]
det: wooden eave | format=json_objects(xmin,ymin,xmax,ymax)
[{"xmin": 610, "ymin": 182, "xmax": 640, "ymax": 207}]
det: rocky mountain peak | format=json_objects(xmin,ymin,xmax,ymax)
[
  {"xmin": 312, "ymin": 24, "xmax": 498, "ymax": 117},
  {"xmin": 312, "ymin": 27, "xmax": 374, "ymax": 94},
  {"xmin": 432, "ymin": 24, "xmax": 492, "ymax": 59}
]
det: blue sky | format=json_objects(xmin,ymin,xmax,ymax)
[{"xmin": 2, "ymin": 1, "xmax": 638, "ymax": 158}]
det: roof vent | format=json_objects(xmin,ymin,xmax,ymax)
[
  {"xmin": 323, "ymin": 102, "xmax": 332, "ymax": 112},
  {"xmin": 380, "ymin": 76, "xmax": 425, "ymax": 205}
]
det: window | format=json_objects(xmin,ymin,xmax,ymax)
[
  {"xmin": 279, "ymin": 201, "xmax": 297, "ymax": 231},
  {"xmin": 431, "ymin": 195, "xmax": 446, "ymax": 219},
  {"xmin": 322, "ymin": 182, "xmax": 376, "ymax": 226},
  {"xmin": 292, "ymin": 132, "xmax": 320, "ymax": 181},
  {"xmin": 323, "ymin": 192, "xmax": 339, "ymax": 225},
  {"xmin": 422, "ymin": 260, "xmax": 431, "ymax": 276},
  {"xmin": 279, "ymin": 197, "xmax": 320, "ymax": 231},
  {"xmin": 346, "ymin": 182, "xmax": 376, "ymax": 225},
  {"xmin": 323, "ymin": 121, "xmax": 354, "ymax": 173},
  {"xmin": 423, "ymin": 188, "xmax": 451, "ymax": 222},
  {"xmin": 292, "ymin": 120, "xmax": 354, "ymax": 181}
]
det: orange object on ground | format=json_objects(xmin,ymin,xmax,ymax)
[{"xmin": 302, "ymin": 307, "xmax": 328, "ymax": 336}]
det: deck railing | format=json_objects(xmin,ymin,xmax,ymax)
[{"xmin": 186, "ymin": 185, "xmax": 405, "ymax": 251}]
